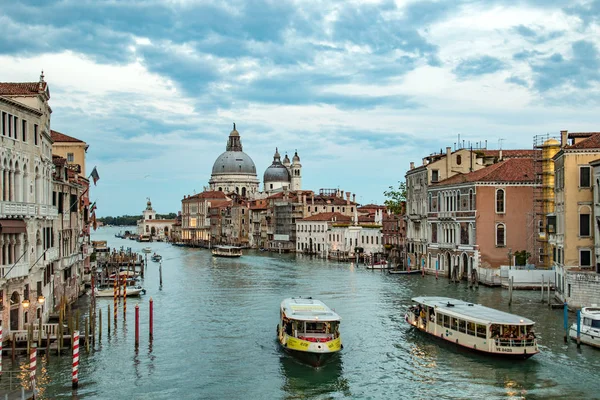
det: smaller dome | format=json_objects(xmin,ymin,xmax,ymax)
[
  {"xmin": 543, "ymin": 138, "xmax": 560, "ymax": 146},
  {"xmin": 283, "ymin": 154, "xmax": 290, "ymax": 166},
  {"xmin": 264, "ymin": 164, "xmax": 290, "ymax": 183},
  {"xmin": 146, "ymin": 198, "xmax": 153, "ymax": 210},
  {"xmin": 292, "ymin": 151, "xmax": 300, "ymax": 163}
]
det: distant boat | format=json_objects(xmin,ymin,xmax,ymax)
[
  {"xmin": 389, "ymin": 268, "xmax": 421, "ymax": 275},
  {"xmin": 212, "ymin": 245, "xmax": 242, "ymax": 258},
  {"xmin": 365, "ymin": 260, "xmax": 389, "ymax": 270},
  {"xmin": 95, "ymin": 286, "xmax": 146, "ymax": 297},
  {"xmin": 151, "ymin": 253, "xmax": 162, "ymax": 262},
  {"xmin": 142, "ymin": 247, "xmax": 152, "ymax": 253}
]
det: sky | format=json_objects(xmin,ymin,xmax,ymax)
[{"xmin": 1, "ymin": 0, "xmax": 599, "ymax": 217}]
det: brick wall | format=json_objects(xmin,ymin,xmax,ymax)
[{"xmin": 564, "ymin": 271, "xmax": 600, "ymax": 308}]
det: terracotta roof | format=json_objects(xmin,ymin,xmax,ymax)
[
  {"xmin": 568, "ymin": 132, "xmax": 600, "ymax": 138},
  {"xmin": 300, "ymin": 212, "xmax": 352, "ymax": 222},
  {"xmin": 208, "ymin": 200, "xmax": 231, "ymax": 208},
  {"xmin": 0, "ymin": 82, "xmax": 47, "ymax": 96},
  {"xmin": 184, "ymin": 191, "xmax": 229, "ymax": 201},
  {"xmin": 434, "ymin": 158, "xmax": 535, "ymax": 186},
  {"xmin": 479, "ymin": 149, "xmax": 538, "ymax": 158},
  {"xmin": 566, "ymin": 133, "xmax": 600, "ymax": 150},
  {"xmin": 358, "ymin": 204, "xmax": 386, "ymax": 210},
  {"xmin": 50, "ymin": 130, "xmax": 84, "ymax": 143}
]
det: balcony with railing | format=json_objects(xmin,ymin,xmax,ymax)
[
  {"xmin": 0, "ymin": 260, "xmax": 29, "ymax": 280},
  {"xmin": 0, "ymin": 201, "xmax": 58, "ymax": 219}
]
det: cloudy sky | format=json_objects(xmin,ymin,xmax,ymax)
[{"xmin": 2, "ymin": 0, "xmax": 599, "ymax": 217}]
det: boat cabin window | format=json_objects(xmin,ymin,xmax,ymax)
[
  {"xmin": 305, "ymin": 322, "xmax": 327, "ymax": 333},
  {"xmin": 466, "ymin": 321, "xmax": 476, "ymax": 336},
  {"xmin": 476, "ymin": 324, "xmax": 487, "ymax": 338},
  {"xmin": 458, "ymin": 320, "xmax": 466, "ymax": 333},
  {"xmin": 592, "ymin": 319, "xmax": 600, "ymax": 329},
  {"xmin": 451, "ymin": 318, "xmax": 458, "ymax": 331},
  {"xmin": 443, "ymin": 314, "xmax": 450, "ymax": 328}
]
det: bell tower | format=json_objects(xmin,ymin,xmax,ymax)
[{"xmin": 290, "ymin": 151, "xmax": 302, "ymax": 191}]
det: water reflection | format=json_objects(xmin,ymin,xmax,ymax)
[{"xmin": 279, "ymin": 349, "xmax": 350, "ymax": 399}]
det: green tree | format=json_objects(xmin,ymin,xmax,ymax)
[
  {"xmin": 383, "ymin": 181, "xmax": 407, "ymax": 215},
  {"xmin": 514, "ymin": 250, "xmax": 531, "ymax": 266}
]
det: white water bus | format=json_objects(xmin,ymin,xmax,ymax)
[
  {"xmin": 406, "ymin": 297, "xmax": 539, "ymax": 359},
  {"xmin": 569, "ymin": 307, "xmax": 600, "ymax": 348},
  {"xmin": 211, "ymin": 245, "xmax": 242, "ymax": 258},
  {"xmin": 277, "ymin": 297, "xmax": 342, "ymax": 367}
]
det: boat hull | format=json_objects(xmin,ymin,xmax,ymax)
[
  {"xmin": 95, "ymin": 288, "xmax": 144, "ymax": 297},
  {"xmin": 569, "ymin": 325, "xmax": 600, "ymax": 348},
  {"xmin": 389, "ymin": 269, "xmax": 421, "ymax": 275},
  {"xmin": 278, "ymin": 332, "xmax": 342, "ymax": 367},
  {"xmin": 211, "ymin": 253, "xmax": 241, "ymax": 258},
  {"xmin": 281, "ymin": 346, "xmax": 338, "ymax": 367}
]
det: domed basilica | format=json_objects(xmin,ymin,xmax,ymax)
[{"xmin": 208, "ymin": 124, "xmax": 302, "ymax": 198}]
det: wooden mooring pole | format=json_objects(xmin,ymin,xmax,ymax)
[
  {"xmin": 135, "ymin": 304, "xmax": 140, "ymax": 349},
  {"xmin": 149, "ymin": 298, "xmax": 154, "ymax": 341},
  {"xmin": 99, "ymin": 309, "xmax": 103, "ymax": 343},
  {"xmin": 576, "ymin": 309, "xmax": 581, "ymax": 347}
]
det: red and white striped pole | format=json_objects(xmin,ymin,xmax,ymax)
[
  {"xmin": 72, "ymin": 330, "xmax": 79, "ymax": 389},
  {"xmin": 30, "ymin": 343, "xmax": 37, "ymax": 399}
]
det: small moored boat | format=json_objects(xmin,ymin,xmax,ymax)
[
  {"xmin": 365, "ymin": 260, "xmax": 388, "ymax": 270},
  {"xmin": 95, "ymin": 285, "xmax": 146, "ymax": 297},
  {"xmin": 151, "ymin": 253, "xmax": 162, "ymax": 262},
  {"xmin": 142, "ymin": 247, "xmax": 152, "ymax": 253},
  {"xmin": 277, "ymin": 297, "xmax": 342, "ymax": 367},
  {"xmin": 389, "ymin": 266, "xmax": 421, "ymax": 275},
  {"xmin": 569, "ymin": 307, "xmax": 600, "ymax": 348},
  {"xmin": 211, "ymin": 245, "xmax": 242, "ymax": 258},
  {"xmin": 406, "ymin": 296, "xmax": 539, "ymax": 359}
]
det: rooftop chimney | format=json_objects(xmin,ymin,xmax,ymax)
[
  {"xmin": 410, "ymin": 162, "xmax": 415, "ymax": 170},
  {"xmin": 560, "ymin": 130, "xmax": 568, "ymax": 148},
  {"xmin": 352, "ymin": 193, "xmax": 356, "ymax": 203},
  {"xmin": 346, "ymin": 192, "xmax": 351, "ymax": 204},
  {"xmin": 446, "ymin": 146, "xmax": 451, "ymax": 177}
]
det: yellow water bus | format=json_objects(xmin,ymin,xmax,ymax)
[{"xmin": 277, "ymin": 297, "xmax": 342, "ymax": 367}]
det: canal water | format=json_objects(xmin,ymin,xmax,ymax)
[{"xmin": 10, "ymin": 226, "xmax": 600, "ymax": 399}]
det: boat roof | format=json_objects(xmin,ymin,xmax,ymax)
[
  {"xmin": 214, "ymin": 245, "xmax": 242, "ymax": 249},
  {"xmin": 582, "ymin": 307, "xmax": 600, "ymax": 319},
  {"xmin": 280, "ymin": 297, "xmax": 341, "ymax": 322},
  {"xmin": 412, "ymin": 297, "xmax": 535, "ymax": 325}
]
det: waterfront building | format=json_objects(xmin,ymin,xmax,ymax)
[
  {"xmin": 248, "ymin": 198, "xmax": 268, "ymax": 249},
  {"xmin": 181, "ymin": 191, "xmax": 228, "ymax": 246},
  {"xmin": 208, "ymin": 124, "xmax": 260, "ymax": 197},
  {"xmin": 327, "ymin": 211, "xmax": 384, "ymax": 260},
  {"xmin": 51, "ymin": 152, "xmax": 91, "ymax": 305},
  {"xmin": 551, "ymin": 131, "xmax": 600, "ymax": 306},
  {"xmin": 209, "ymin": 199, "xmax": 233, "ymax": 245},
  {"xmin": 136, "ymin": 199, "xmax": 176, "ymax": 241},
  {"xmin": 406, "ymin": 145, "xmax": 537, "ymax": 273},
  {"xmin": 0, "ymin": 75, "xmax": 58, "ymax": 331},
  {"xmin": 427, "ymin": 158, "xmax": 535, "ymax": 281},
  {"xmin": 382, "ymin": 210, "xmax": 405, "ymax": 267},
  {"xmin": 296, "ymin": 212, "xmax": 350, "ymax": 257}
]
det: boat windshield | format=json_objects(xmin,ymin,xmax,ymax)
[{"xmin": 592, "ymin": 320, "xmax": 600, "ymax": 329}]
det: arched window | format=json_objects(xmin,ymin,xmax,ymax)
[
  {"xmin": 496, "ymin": 223, "xmax": 505, "ymax": 247},
  {"xmin": 456, "ymin": 191, "xmax": 460, "ymax": 211},
  {"xmin": 496, "ymin": 189, "xmax": 505, "ymax": 213},
  {"xmin": 456, "ymin": 155, "xmax": 462, "ymax": 165},
  {"xmin": 469, "ymin": 189, "xmax": 474, "ymax": 210}
]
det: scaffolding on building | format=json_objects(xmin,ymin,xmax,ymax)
[{"xmin": 531, "ymin": 134, "xmax": 561, "ymax": 268}]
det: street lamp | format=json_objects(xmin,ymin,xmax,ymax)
[
  {"xmin": 37, "ymin": 295, "xmax": 45, "ymax": 304},
  {"xmin": 22, "ymin": 299, "xmax": 30, "ymax": 308}
]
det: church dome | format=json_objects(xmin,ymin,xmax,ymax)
[
  {"xmin": 264, "ymin": 148, "xmax": 290, "ymax": 183},
  {"xmin": 211, "ymin": 123, "xmax": 257, "ymax": 176},
  {"xmin": 212, "ymin": 151, "xmax": 257, "ymax": 175}
]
